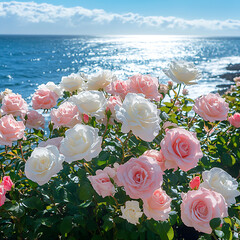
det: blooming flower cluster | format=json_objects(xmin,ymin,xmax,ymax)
[{"xmin": 0, "ymin": 62, "xmax": 239, "ymax": 239}]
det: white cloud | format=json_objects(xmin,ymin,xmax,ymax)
[{"xmin": 0, "ymin": 1, "xmax": 240, "ymax": 31}]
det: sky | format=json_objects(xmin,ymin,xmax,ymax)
[{"xmin": 0, "ymin": 0, "xmax": 240, "ymax": 35}]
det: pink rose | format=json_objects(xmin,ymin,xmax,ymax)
[
  {"xmin": 38, "ymin": 137, "xmax": 64, "ymax": 150},
  {"xmin": 193, "ymin": 93, "xmax": 229, "ymax": 122},
  {"xmin": 160, "ymin": 128, "xmax": 203, "ymax": 171},
  {"xmin": 159, "ymin": 84, "xmax": 169, "ymax": 95},
  {"xmin": 105, "ymin": 80, "xmax": 129, "ymax": 99},
  {"xmin": 143, "ymin": 188, "xmax": 172, "ymax": 221},
  {"xmin": 1, "ymin": 93, "xmax": 28, "ymax": 116},
  {"xmin": 181, "ymin": 187, "xmax": 228, "ymax": 234},
  {"xmin": 83, "ymin": 114, "xmax": 89, "ymax": 123},
  {"xmin": 189, "ymin": 176, "xmax": 200, "ymax": 190},
  {"xmin": 103, "ymin": 96, "xmax": 122, "ymax": 125},
  {"xmin": 88, "ymin": 170, "xmax": 115, "ymax": 198},
  {"xmin": 0, "ymin": 185, "xmax": 6, "ymax": 207},
  {"xmin": 24, "ymin": 110, "xmax": 45, "ymax": 129},
  {"xmin": 182, "ymin": 88, "xmax": 189, "ymax": 96},
  {"xmin": 142, "ymin": 149, "xmax": 166, "ymax": 171},
  {"xmin": 0, "ymin": 114, "xmax": 25, "ymax": 146},
  {"xmin": 106, "ymin": 96, "xmax": 122, "ymax": 115},
  {"xmin": 117, "ymin": 156, "xmax": 163, "ymax": 199},
  {"xmin": 2, "ymin": 176, "xmax": 14, "ymax": 191},
  {"xmin": 228, "ymin": 113, "xmax": 240, "ymax": 128},
  {"xmin": 32, "ymin": 89, "xmax": 58, "ymax": 110},
  {"xmin": 168, "ymin": 80, "xmax": 173, "ymax": 87},
  {"xmin": 51, "ymin": 102, "xmax": 81, "ymax": 129},
  {"xmin": 128, "ymin": 74, "xmax": 161, "ymax": 101}
]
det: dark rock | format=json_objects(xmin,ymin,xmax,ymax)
[
  {"xmin": 226, "ymin": 63, "xmax": 240, "ymax": 71},
  {"xmin": 216, "ymin": 83, "xmax": 234, "ymax": 88},
  {"xmin": 218, "ymin": 72, "xmax": 240, "ymax": 81}
]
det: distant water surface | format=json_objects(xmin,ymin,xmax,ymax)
[{"xmin": 1, "ymin": 35, "xmax": 240, "ymax": 100}]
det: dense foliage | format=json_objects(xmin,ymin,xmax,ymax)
[{"xmin": 0, "ymin": 65, "xmax": 240, "ymax": 240}]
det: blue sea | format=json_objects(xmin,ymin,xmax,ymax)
[{"xmin": 1, "ymin": 35, "xmax": 240, "ymax": 100}]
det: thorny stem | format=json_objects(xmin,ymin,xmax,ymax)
[
  {"xmin": 18, "ymin": 141, "xmax": 26, "ymax": 162},
  {"xmin": 168, "ymin": 83, "xmax": 182, "ymax": 114},
  {"xmin": 188, "ymin": 113, "xmax": 197, "ymax": 128},
  {"xmin": 112, "ymin": 196, "xmax": 119, "ymax": 209},
  {"xmin": 5, "ymin": 145, "xmax": 8, "ymax": 154},
  {"xmin": 211, "ymin": 232, "xmax": 218, "ymax": 240}
]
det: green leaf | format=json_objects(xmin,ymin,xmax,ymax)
[
  {"xmin": 78, "ymin": 181, "xmax": 94, "ymax": 201},
  {"xmin": 210, "ymin": 218, "xmax": 221, "ymax": 229},
  {"xmin": 222, "ymin": 223, "xmax": 233, "ymax": 240},
  {"xmin": 22, "ymin": 196, "xmax": 44, "ymax": 210},
  {"xmin": 59, "ymin": 216, "xmax": 72, "ymax": 235},
  {"xmin": 215, "ymin": 230, "xmax": 224, "ymax": 238}
]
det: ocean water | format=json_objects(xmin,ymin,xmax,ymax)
[{"xmin": 1, "ymin": 35, "xmax": 240, "ymax": 101}]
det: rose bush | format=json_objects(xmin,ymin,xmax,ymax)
[{"xmin": 0, "ymin": 64, "xmax": 240, "ymax": 240}]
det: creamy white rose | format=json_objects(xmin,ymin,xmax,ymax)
[
  {"xmin": 69, "ymin": 90, "xmax": 107, "ymax": 120},
  {"xmin": 60, "ymin": 73, "xmax": 84, "ymax": 92},
  {"xmin": 25, "ymin": 145, "xmax": 64, "ymax": 186},
  {"xmin": 120, "ymin": 201, "xmax": 143, "ymax": 225},
  {"xmin": 38, "ymin": 82, "xmax": 62, "ymax": 97},
  {"xmin": 87, "ymin": 70, "xmax": 116, "ymax": 90},
  {"xmin": 163, "ymin": 61, "xmax": 201, "ymax": 85},
  {"xmin": 200, "ymin": 167, "xmax": 240, "ymax": 206},
  {"xmin": 60, "ymin": 124, "xmax": 102, "ymax": 163},
  {"xmin": 115, "ymin": 93, "xmax": 161, "ymax": 142}
]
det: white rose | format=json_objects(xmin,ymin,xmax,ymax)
[
  {"xmin": 25, "ymin": 145, "xmax": 64, "ymax": 186},
  {"xmin": 0, "ymin": 88, "xmax": 13, "ymax": 101},
  {"xmin": 200, "ymin": 167, "xmax": 240, "ymax": 206},
  {"xmin": 120, "ymin": 201, "xmax": 143, "ymax": 225},
  {"xmin": 115, "ymin": 93, "xmax": 161, "ymax": 142},
  {"xmin": 60, "ymin": 73, "xmax": 84, "ymax": 92},
  {"xmin": 69, "ymin": 90, "xmax": 107, "ymax": 120},
  {"xmin": 163, "ymin": 61, "xmax": 201, "ymax": 85},
  {"xmin": 60, "ymin": 124, "xmax": 102, "ymax": 163},
  {"xmin": 87, "ymin": 70, "xmax": 117, "ymax": 90},
  {"xmin": 38, "ymin": 82, "xmax": 62, "ymax": 97}
]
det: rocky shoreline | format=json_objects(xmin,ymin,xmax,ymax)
[{"xmin": 214, "ymin": 63, "xmax": 240, "ymax": 94}]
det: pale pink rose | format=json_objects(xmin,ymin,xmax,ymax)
[
  {"xmin": 0, "ymin": 114, "xmax": 25, "ymax": 146},
  {"xmin": 160, "ymin": 128, "xmax": 203, "ymax": 172},
  {"xmin": 104, "ymin": 96, "xmax": 122, "ymax": 125},
  {"xmin": 128, "ymin": 74, "xmax": 161, "ymax": 101},
  {"xmin": 168, "ymin": 80, "xmax": 173, "ymax": 87},
  {"xmin": 162, "ymin": 121, "xmax": 178, "ymax": 130},
  {"xmin": 236, "ymin": 82, "xmax": 240, "ymax": 87},
  {"xmin": 233, "ymin": 76, "xmax": 240, "ymax": 82},
  {"xmin": 182, "ymin": 88, "xmax": 189, "ymax": 96},
  {"xmin": 51, "ymin": 102, "xmax": 81, "ymax": 129},
  {"xmin": 181, "ymin": 187, "xmax": 228, "ymax": 234},
  {"xmin": 143, "ymin": 188, "xmax": 172, "ymax": 221},
  {"xmin": 83, "ymin": 114, "xmax": 89, "ymax": 123},
  {"xmin": 38, "ymin": 137, "xmax": 64, "ymax": 150},
  {"xmin": 228, "ymin": 113, "xmax": 240, "ymax": 128},
  {"xmin": 2, "ymin": 176, "xmax": 14, "ymax": 191},
  {"xmin": 0, "ymin": 185, "xmax": 6, "ymax": 207},
  {"xmin": 1, "ymin": 93, "xmax": 28, "ymax": 116},
  {"xmin": 32, "ymin": 89, "xmax": 58, "ymax": 110},
  {"xmin": 193, "ymin": 93, "xmax": 229, "ymax": 122},
  {"xmin": 142, "ymin": 149, "xmax": 166, "ymax": 171},
  {"xmin": 88, "ymin": 170, "xmax": 115, "ymax": 198},
  {"xmin": 24, "ymin": 110, "xmax": 45, "ymax": 129},
  {"xmin": 105, "ymin": 80, "xmax": 129, "ymax": 99},
  {"xmin": 159, "ymin": 84, "xmax": 168, "ymax": 95},
  {"xmin": 117, "ymin": 156, "xmax": 163, "ymax": 199},
  {"xmin": 189, "ymin": 176, "xmax": 200, "ymax": 190},
  {"xmin": 106, "ymin": 96, "xmax": 122, "ymax": 115}
]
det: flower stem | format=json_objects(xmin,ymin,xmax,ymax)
[
  {"xmin": 18, "ymin": 141, "xmax": 26, "ymax": 162},
  {"xmin": 168, "ymin": 84, "xmax": 182, "ymax": 114}
]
